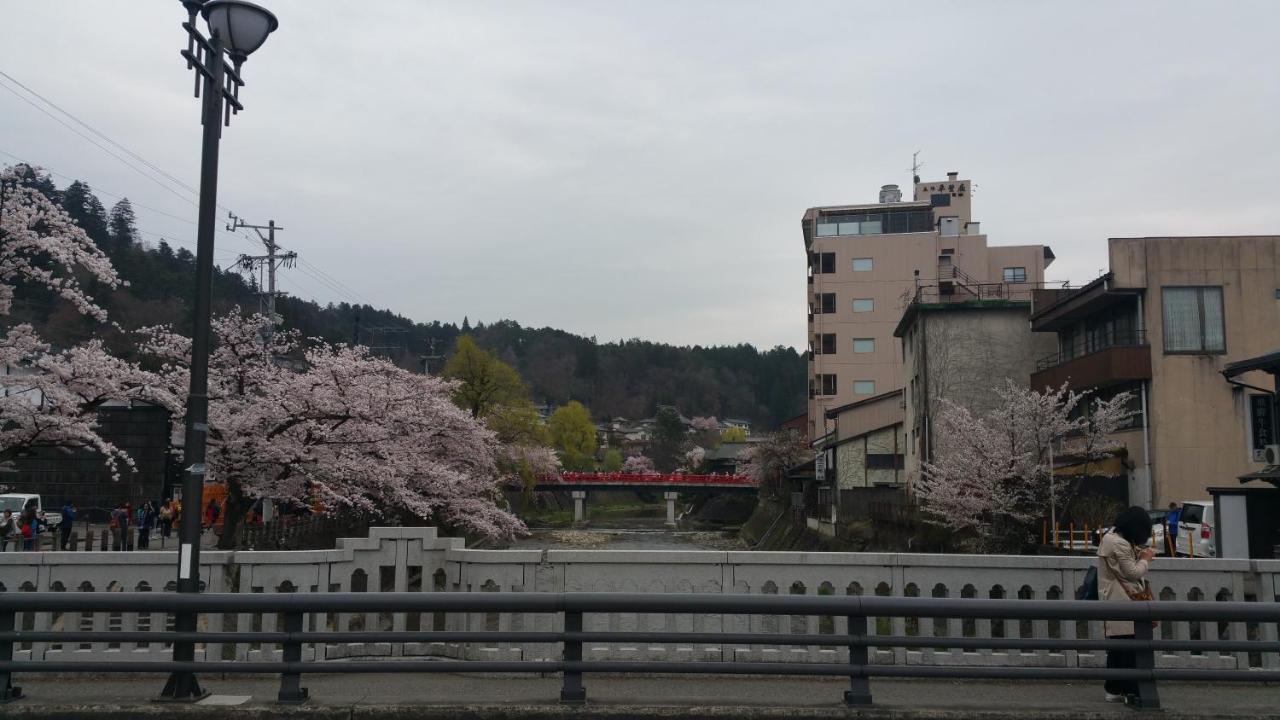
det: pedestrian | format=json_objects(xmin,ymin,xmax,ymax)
[
  {"xmin": 159, "ymin": 500, "xmax": 174, "ymax": 539},
  {"xmin": 1097, "ymin": 506, "xmax": 1157, "ymax": 704},
  {"xmin": 19, "ymin": 506, "xmax": 38, "ymax": 551},
  {"xmin": 110, "ymin": 503, "xmax": 128, "ymax": 551},
  {"xmin": 138, "ymin": 501, "xmax": 156, "ymax": 550},
  {"xmin": 0, "ymin": 509, "xmax": 15, "ymax": 552},
  {"xmin": 60, "ymin": 501, "xmax": 76, "ymax": 550},
  {"xmin": 1165, "ymin": 502, "xmax": 1181, "ymax": 556},
  {"xmin": 205, "ymin": 499, "xmax": 220, "ymax": 530}
]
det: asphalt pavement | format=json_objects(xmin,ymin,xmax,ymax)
[{"xmin": 4, "ymin": 673, "xmax": 1278, "ymax": 719}]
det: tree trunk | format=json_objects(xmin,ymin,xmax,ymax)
[{"xmin": 216, "ymin": 479, "xmax": 247, "ymax": 550}]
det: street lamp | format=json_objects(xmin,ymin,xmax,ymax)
[{"xmin": 161, "ymin": 0, "xmax": 277, "ymax": 702}]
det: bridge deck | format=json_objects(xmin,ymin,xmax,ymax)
[{"xmin": 12, "ymin": 674, "xmax": 1273, "ymax": 718}]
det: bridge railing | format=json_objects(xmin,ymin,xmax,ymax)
[
  {"xmin": 2, "ymin": 591, "xmax": 1279, "ymax": 709},
  {"xmin": 547, "ymin": 472, "xmax": 755, "ymax": 487}
]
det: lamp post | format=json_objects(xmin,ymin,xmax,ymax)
[{"xmin": 161, "ymin": 0, "xmax": 277, "ymax": 701}]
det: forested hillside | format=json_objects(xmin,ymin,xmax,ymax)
[{"xmin": 6, "ymin": 167, "xmax": 806, "ymax": 428}]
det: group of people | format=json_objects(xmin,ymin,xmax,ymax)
[
  {"xmin": 0, "ymin": 504, "xmax": 43, "ymax": 551},
  {"xmin": 107, "ymin": 499, "xmax": 183, "ymax": 550}
]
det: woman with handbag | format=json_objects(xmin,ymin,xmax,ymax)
[{"xmin": 1097, "ymin": 505, "xmax": 1157, "ymax": 704}]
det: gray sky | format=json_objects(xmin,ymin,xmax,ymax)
[{"xmin": 3, "ymin": 1, "xmax": 1279, "ymax": 350}]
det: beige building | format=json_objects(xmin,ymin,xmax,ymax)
[
  {"xmin": 1030, "ymin": 236, "xmax": 1280, "ymax": 507},
  {"xmin": 801, "ymin": 172, "xmax": 1053, "ymax": 441}
]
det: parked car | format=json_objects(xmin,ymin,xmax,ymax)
[
  {"xmin": 1174, "ymin": 501, "xmax": 1216, "ymax": 557},
  {"xmin": 1094, "ymin": 509, "xmax": 1167, "ymax": 552},
  {"xmin": 0, "ymin": 493, "xmax": 60, "ymax": 532}
]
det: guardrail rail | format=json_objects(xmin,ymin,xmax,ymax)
[{"xmin": 2, "ymin": 591, "xmax": 1279, "ymax": 709}]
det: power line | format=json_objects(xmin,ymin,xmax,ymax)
[
  {"xmin": 0, "ymin": 69, "xmax": 199, "ymax": 196},
  {"xmin": 0, "ymin": 147, "xmax": 261, "ymax": 255},
  {"xmin": 2, "ymin": 72, "xmax": 381, "ymax": 315},
  {"xmin": 0, "ymin": 76, "xmax": 199, "ymax": 208}
]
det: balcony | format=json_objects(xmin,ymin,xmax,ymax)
[{"xmin": 1032, "ymin": 330, "xmax": 1151, "ymax": 391}]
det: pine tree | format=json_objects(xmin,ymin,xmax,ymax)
[{"xmin": 108, "ymin": 198, "xmax": 138, "ymax": 251}]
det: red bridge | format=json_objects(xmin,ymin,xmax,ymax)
[{"xmin": 534, "ymin": 472, "xmax": 757, "ymax": 493}]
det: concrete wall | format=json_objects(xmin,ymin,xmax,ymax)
[
  {"xmin": 2, "ymin": 527, "xmax": 1277, "ymax": 671},
  {"xmin": 1110, "ymin": 236, "xmax": 1280, "ymax": 504},
  {"xmin": 902, "ymin": 304, "xmax": 1059, "ymax": 482}
]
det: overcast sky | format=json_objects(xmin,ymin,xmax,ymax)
[{"xmin": 3, "ymin": 1, "xmax": 1279, "ymax": 350}]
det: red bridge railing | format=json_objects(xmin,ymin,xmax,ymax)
[{"xmin": 541, "ymin": 472, "xmax": 756, "ymax": 488}]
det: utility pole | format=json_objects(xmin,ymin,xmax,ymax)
[
  {"xmin": 228, "ymin": 213, "xmax": 295, "ymax": 331},
  {"xmin": 420, "ymin": 338, "xmax": 444, "ymax": 374}
]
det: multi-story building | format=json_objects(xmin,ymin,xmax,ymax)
[
  {"xmin": 801, "ymin": 172, "xmax": 1054, "ymax": 441},
  {"xmin": 1030, "ymin": 236, "xmax": 1280, "ymax": 507}
]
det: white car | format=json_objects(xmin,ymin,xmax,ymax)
[
  {"xmin": 0, "ymin": 493, "xmax": 60, "ymax": 531},
  {"xmin": 1173, "ymin": 501, "xmax": 1216, "ymax": 558}
]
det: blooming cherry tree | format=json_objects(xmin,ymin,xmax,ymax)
[
  {"xmin": 621, "ymin": 454, "xmax": 656, "ymax": 474},
  {"xmin": 1, "ymin": 165, "xmax": 146, "ymax": 477},
  {"xmin": 142, "ymin": 312, "xmax": 525, "ymax": 546},
  {"xmin": 916, "ymin": 380, "xmax": 1134, "ymax": 552}
]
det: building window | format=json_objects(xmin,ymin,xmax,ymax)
[
  {"xmin": 853, "ymin": 380, "xmax": 875, "ymax": 395},
  {"xmin": 815, "ymin": 374, "xmax": 838, "ymax": 396},
  {"xmin": 852, "ymin": 258, "xmax": 873, "ymax": 272},
  {"xmin": 811, "ymin": 252, "xmax": 835, "ymax": 274},
  {"xmin": 930, "ymin": 193, "xmax": 951, "ymax": 207},
  {"xmin": 815, "ymin": 333, "xmax": 836, "ymax": 355},
  {"xmin": 853, "ymin": 338, "xmax": 875, "ymax": 354},
  {"xmin": 815, "ymin": 293, "xmax": 836, "ymax": 314},
  {"xmin": 1002, "ymin": 266, "xmax": 1027, "ymax": 283},
  {"xmin": 852, "ymin": 298, "xmax": 874, "ymax": 313},
  {"xmin": 1162, "ymin": 286, "xmax": 1225, "ymax": 353},
  {"xmin": 866, "ymin": 453, "xmax": 905, "ymax": 470}
]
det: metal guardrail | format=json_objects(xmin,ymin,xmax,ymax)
[{"xmin": 2, "ymin": 592, "xmax": 1279, "ymax": 709}]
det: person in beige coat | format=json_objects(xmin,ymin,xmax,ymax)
[{"xmin": 1096, "ymin": 506, "xmax": 1156, "ymax": 703}]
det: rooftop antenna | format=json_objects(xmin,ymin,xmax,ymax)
[{"xmin": 911, "ymin": 150, "xmax": 923, "ymax": 185}]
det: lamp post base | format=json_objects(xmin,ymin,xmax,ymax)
[{"xmin": 157, "ymin": 672, "xmax": 209, "ymax": 702}]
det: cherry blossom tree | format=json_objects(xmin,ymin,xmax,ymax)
[
  {"xmin": 140, "ymin": 312, "xmax": 525, "ymax": 546},
  {"xmin": 621, "ymin": 454, "xmax": 656, "ymax": 474},
  {"xmin": 1, "ymin": 165, "xmax": 149, "ymax": 478},
  {"xmin": 681, "ymin": 445, "xmax": 707, "ymax": 473},
  {"xmin": 916, "ymin": 380, "xmax": 1135, "ymax": 553},
  {"xmin": 739, "ymin": 429, "xmax": 809, "ymax": 493}
]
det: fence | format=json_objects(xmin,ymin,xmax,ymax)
[
  {"xmin": 2, "ymin": 591, "xmax": 1279, "ymax": 708},
  {"xmin": 1, "ymin": 527, "xmax": 1278, "ymax": 675}
]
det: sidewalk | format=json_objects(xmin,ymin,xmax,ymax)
[{"xmin": 4, "ymin": 673, "xmax": 1277, "ymax": 719}]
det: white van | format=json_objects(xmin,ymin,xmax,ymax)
[
  {"xmin": 1173, "ymin": 501, "xmax": 1216, "ymax": 557},
  {"xmin": 0, "ymin": 494, "xmax": 61, "ymax": 531}
]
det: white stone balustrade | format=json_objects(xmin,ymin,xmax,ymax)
[{"xmin": 1, "ymin": 527, "xmax": 1276, "ymax": 671}]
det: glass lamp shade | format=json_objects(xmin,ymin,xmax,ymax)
[{"xmin": 202, "ymin": 0, "xmax": 279, "ymax": 59}]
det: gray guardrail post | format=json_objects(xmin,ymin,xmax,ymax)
[
  {"xmin": 1133, "ymin": 614, "xmax": 1160, "ymax": 710},
  {"xmin": 0, "ymin": 608, "xmax": 22, "ymax": 702},
  {"xmin": 844, "ymin": 609, "xmax": 872, "ymax": 706},
  {"xmin": 277, "ymin": 610, "xmax": 308, "ymax": 704},
  {"xmin": 560, "ymin": 609, "xmax": 586, "ymax": 705}
]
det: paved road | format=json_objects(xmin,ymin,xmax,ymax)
[{"xmin": 6, "ymin": 673, "xmax": 1277, "ymax": 718}]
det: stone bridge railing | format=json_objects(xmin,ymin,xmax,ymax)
[{"xmin": 1, "ymin": 527, "xmax": 1277, "ymax": 671}]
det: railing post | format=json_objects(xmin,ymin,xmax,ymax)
[
  {"xmin": 277, "ymin": 610, "xmax": 308, "ymax": 704},
  {"xmin": 560, "ymin": 610, "xmax": 586, "ymax": 705},
  {"xmin": 1, "ymin": 609, "xmax": 23, "ymax": 703},
  {"xmin": 1133, "ymin": 615, "xmax": 1160, "ymax": 710},
  {"xmin": 843, "ymin": 612, "xmax": 872, "ymax": 706}
]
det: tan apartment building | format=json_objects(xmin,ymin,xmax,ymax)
[
  {"xmin": 801, "ymin": 171, "xmax": 1054, "ymax": 441},
  {"xmin": 1030, "ymin": 236, "xmax": 1280, "ymax": 507}
]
